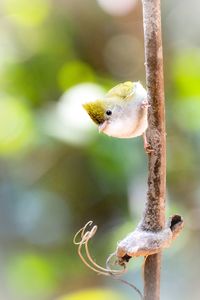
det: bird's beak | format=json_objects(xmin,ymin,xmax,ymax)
[{"xmin": 98, "ymin": 121, "xmax": 108, "ymax": 133}]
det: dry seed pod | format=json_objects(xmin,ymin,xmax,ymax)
[{"xmin": 116, "ymin": 214, "xmax": 184, "ymax": 261}]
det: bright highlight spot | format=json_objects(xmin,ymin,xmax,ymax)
[
  {"xmin": 42, "ymin": 83, "xmax": 105, "ymax": 145},
  {"xmin": 172, "ymin": 49, "xmax": 200, "ymax": 97},
  {"xmin": 97, "ymin": 0, "xmax": 137, "ymax": 16},
  {"xmin": 3, "ymin": 0, "xmax": 49, "ymax": 27},
  {"xmin": 58, "ymin": 289, "xmax": 123, "ymax": 300}
]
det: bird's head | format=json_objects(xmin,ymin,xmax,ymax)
[
  {"xmin": 82, "ymin": 81, "xmax": 147, "ymax": 138},
  {"xmin": 82, "ymin": 99, "xmax": 118, "ymax": 132}
]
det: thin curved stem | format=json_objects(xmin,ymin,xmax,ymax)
[
  {"xmin": 74, "ymin": 221, "xmax": 126, "ymax": 276},
  {"xmin": 73, "ymin": 221, "xmax": 93, "ymax": 245},
  {"xmin": 85, "ymin": 243, "xmax": 126, "ymax": 276},
  {"xmin": 78, "ymin": 239, "xmax": 110, "ymax": 276},
  {"xmin": 74, "ymin": 221, "xmax": 144, "ymax": 299}
]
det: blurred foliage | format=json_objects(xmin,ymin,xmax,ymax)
[
  {"xmin": 0, "ymin": 96, "xmax": 36, "ymax": 155},
  {"xmin": 3, "ymin": 0, "xmax": 50, "ymax": 27},
  {"xmin": 58, "ymin": 289, "xmax": 125, "ymax": 300},
  {"xmin": 58, "ymin": 60, "xmax": 96, "ymax": 91},
  {"xmin": 172, "ymin": 50, "xmax": 200, "ymax": 98},
  {"xmin": 6, "ymin": 253, "xmax": 56, "ymax": 299},
  {"xmin": 0, "ymin": 0, "xmax": 200, "ymax": 299}
]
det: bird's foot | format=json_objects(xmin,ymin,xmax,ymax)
[
  {"xmin": 143, "ymin": 132, "xmax": 154, "ymax": 154},
  {"xmin": 141, "ymin": 100, "xmax": 150, "ymax": 109},
  {"xmin": 144, "ymin": 143, "xmax": 154, "ymax": 154}
]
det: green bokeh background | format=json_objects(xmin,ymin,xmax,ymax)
[{"xmin": 0, "ymin": 0, "xmax": 199, "ymax": 299}]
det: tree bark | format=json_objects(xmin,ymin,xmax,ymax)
[{"xmin": 141, "ymin": 0, "xmax": 166, "ymax": 299}]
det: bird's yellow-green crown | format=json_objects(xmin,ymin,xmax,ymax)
[{"xmin": 83, "ymin": 100, "xmax": 106, "ymax": 125}]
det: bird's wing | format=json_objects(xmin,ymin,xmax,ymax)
[{"xmin": 106, "ymin": 81, "xmax": 135, "ymax": 100}]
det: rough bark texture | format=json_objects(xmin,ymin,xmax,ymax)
[{"xmin": 141, "ymin": 0, "xmax": 166, "ymax": 299}]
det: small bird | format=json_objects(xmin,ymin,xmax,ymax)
[{"xmin": 83, "ymin": 81, "xmax": 152, "ymax": 153}]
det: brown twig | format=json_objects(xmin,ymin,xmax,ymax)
[
  {"xmin": 74, "ymin": 1, "xmax": 184, "ymax": 297},
  {"xmin": 141, "ymin": 0, "xmax": 166, "ymax": 299},
  {"xmin": 115, "ymin": 1, "xmax": 183, "ymax": 295}
]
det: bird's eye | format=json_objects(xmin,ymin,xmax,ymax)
[{"xmin": 106, "ymin": 110, "xmax": 112, "ymax": 116}]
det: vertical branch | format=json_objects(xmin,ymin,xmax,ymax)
[{"xmin": 142, "ymin": 0, "xmax": 166, "ymax": 299}]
